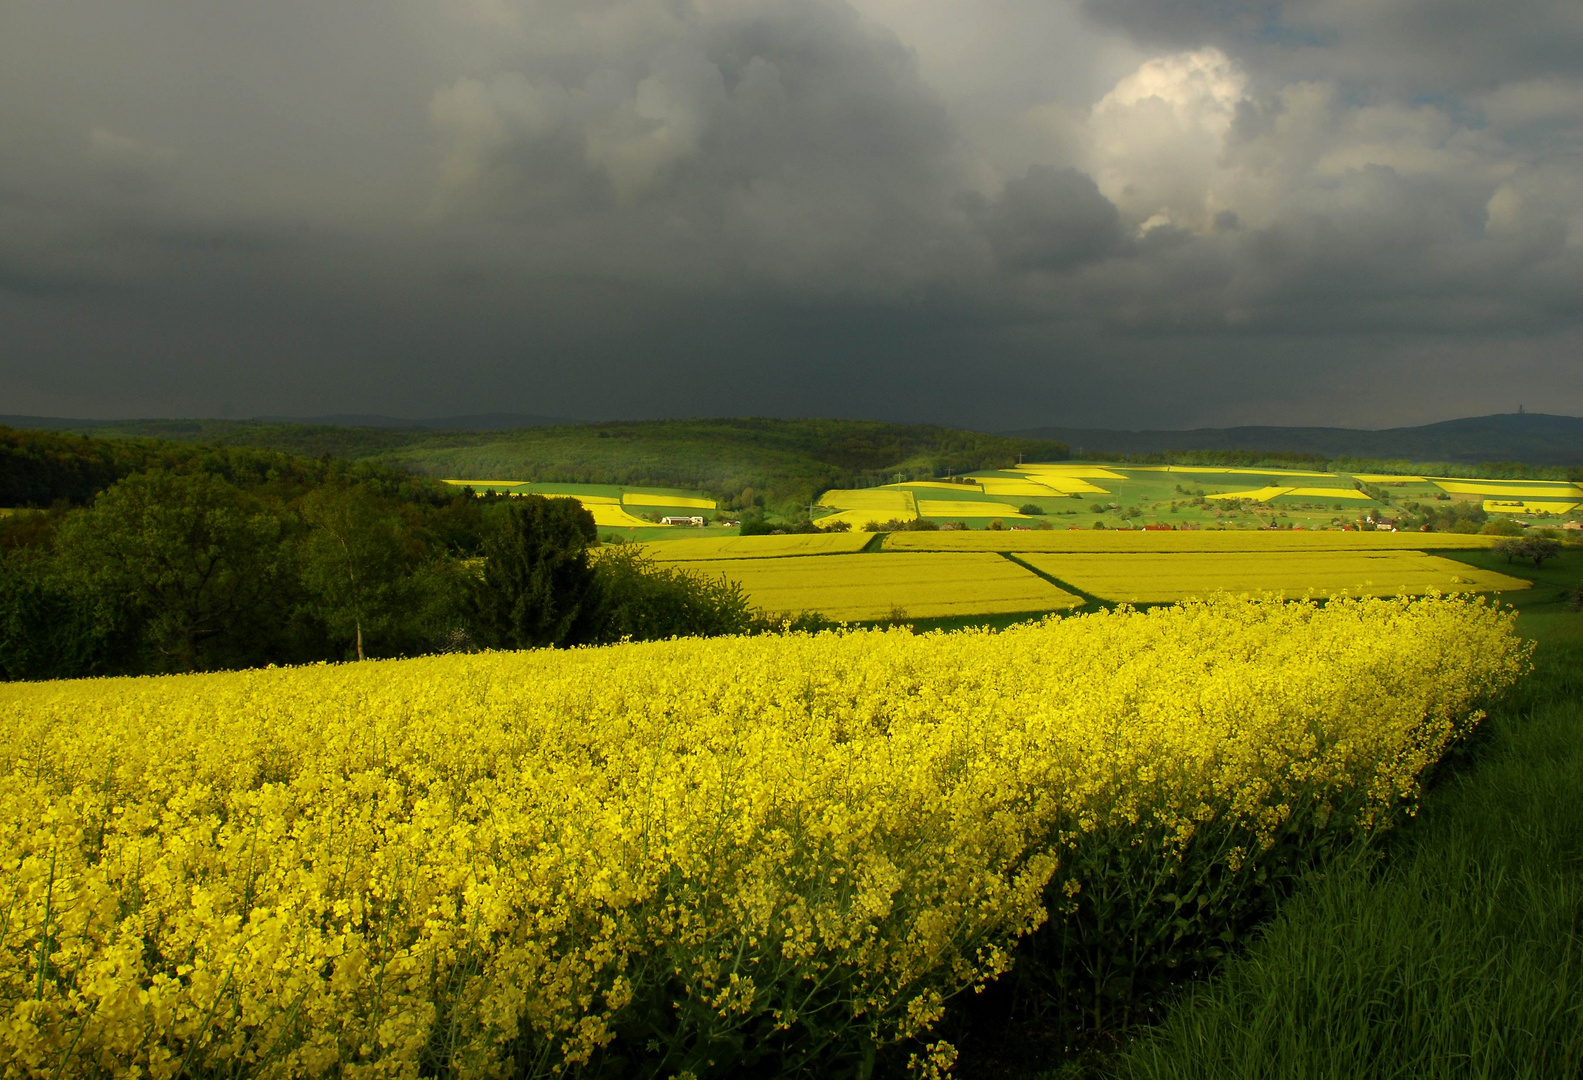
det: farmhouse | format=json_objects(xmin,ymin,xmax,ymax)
[{"xmin": 662, "ymin": 515, "xmax": 706, "ymax": 526}]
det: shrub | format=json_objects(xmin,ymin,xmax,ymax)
[
  {"xmin": 1491, "ymin": 536, "xmax": 1563, "ymax": 567},
  {"xmin": 593, "ymin": 545, "xmax": 754, "ymax": 641}
]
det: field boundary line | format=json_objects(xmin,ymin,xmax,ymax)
[{"xmin": 1000, "ymin": 552, "xmax": 1107, "ymax": 609}]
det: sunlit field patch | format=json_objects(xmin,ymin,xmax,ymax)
[
  {"xmin": 1014, "ymin": 550, "xmax": 1530, "ymax": 604},
  {"xmin": 1285, "ymin": 487, "xmax": 1373, "ymax": 499},
  {"xmin": 621, "ymin": 493, "xmax": 717, "ymax": 510},
  {"xmin": 1121, "ymin": 466, "xmax": 1337, "ymax": 477},
  {"xmin": 1014, "ymin": 464, "xmax": 1128, "ymax": 480},
  {"xmin": 881, "ymin": 480, "xmax": 985, "ymax": 492},
  {"xmin": 881, "ymin": 530, "xmax": 1499, "ymax": 553},
  {"xmin": 586, "ymin": 503, "xmax": 664, "ymax": 528},
  {"xmin": 641, "ymin": 533, "xmax": 874, "ymax": 560},
  {"xmin": 815, "ymin": 489, "xmax": 917, "ymax": 528},
  {"xmin": 681, "ymin": 552, "xmax": 1080, "ymax": 620},
  {"xmin": 916, "ymin": 500, "xmax": 1034, "ymax": 519},
  {"xmin": 976, "ymin": 478, "xmax": 1074, "ymax": 498},
  {"xmin": 1482, "ymin": 499, "xmax": 1580, "ymax": 515},
  {"xmin": 1205, "ymin": 486, "xmax": 1298, "ymax": 501},
  {"xmin": 1434, "ymin": 480, "xmax": 1583, "ymax": 498}
]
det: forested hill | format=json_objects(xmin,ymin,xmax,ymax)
[
  {"xmin": 1007, "ymin": 412, "xmax": 1583, "ymax": 467},
  {"xmin": 0, "ymin": 419, "xmax": 1068, "ymax": 509}
]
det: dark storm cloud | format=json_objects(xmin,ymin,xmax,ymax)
[
  {"xmin": 971, "ymin": 166, "xmax": 1123, "ymax": 273},
  {"xmin": 0, "ymin": 0, "xmax": 1581, "ymax": 428}
]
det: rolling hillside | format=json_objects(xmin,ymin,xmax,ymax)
[
  {"xmin": 0, "ymin": 418, "xmax": 1067, "ymax": 510},
  {"xmin": 1008, "ymin": 412, "xmax": 1583, "ymax": 467}
]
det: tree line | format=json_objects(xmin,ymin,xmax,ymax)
[
  {"xmin": 1091, "ymin": 444, "xmax": 1583, "ymax": 483},
  {"xmin": 0, "ymin": 452, "xmax": 780, "ymax": 682},
  {"xmin": 6, "ymin": 419, "xmax": 1072, "ymax": 516}
]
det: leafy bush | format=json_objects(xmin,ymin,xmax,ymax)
[{"xmin": 592, "ymin": 545, "xmax": 754, "ymax": 641}]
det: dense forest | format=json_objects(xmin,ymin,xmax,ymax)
[
  {"xmin": 2, "ymin": 418, "xmax": 1070, "ymax": 510},
  {"xmin": 0, "ymin": 429, "xmax": 777, "ymax": 682},
  {"xmin": 1090, "ymin": 446, "xmax": 1583, "ymax": 481}
]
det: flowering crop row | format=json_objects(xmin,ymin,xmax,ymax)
[
  {"xmin": 671, "ymin": 552, "xmax": 1080, "ymax": 621},
  {"xmin": 0, "ymin": 596, "xmax": 1528, "ymax": 1078},
  {"xmin": 1015, "ymin": 551, "xmax": 1529, "ymax": 604}
]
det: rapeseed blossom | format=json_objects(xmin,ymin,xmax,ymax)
[{"xmin": 0, "ymin": 596, "xmax": 1528, "ymax": 1078}]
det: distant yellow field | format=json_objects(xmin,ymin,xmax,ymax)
[
  {"xmin": 1207, "ymin": 484, "xmax": 1369, "ymax": 501},
  {"xmin": 1015, "ymin": 551, "xmax": 1529, "ymax": 604},
  {"xmin": 881, "ymin": 530, "xmax": 1498, "ymax": 553},
  {"xmin": 642, "ymin": 533, "xmax": 873, "ymax": 560},
  {"xmin": 883, "ymin": 480, "xmax": 984, "ymax": 492},
  {"xmin": 916, "ymin": 500, "xmax": 1033, "ymax": 519},
  {"xmin": 1287, "ymin": 487, "xmax": 1372, "ymax": 500},
  {"xmin": 552, "ymin": 493, "xmax": 620, "ymax": 504},
  {"xmin": 621, "ymin": 493, "xmax": 717, "ymax": 510},
  {"xmin": 1205, "ymin": 486, "xmax": 1295, "ymax": 502},
  {"xmin": 443, "ymin": 479, "xmax": 530, "ymax": 487},
  {"xmin": 682, "ymin": 553, "xmax": 1081, "ymax": 620},
  {"xmin": 816, "ymin": 489, "xmax": 916, "ymax": 527},
  {"xmin": 1016, "ymin": 464, "xmax": 1127, "ymax": 480},
  {"xmin": 976, "ymin": 478, "xmax": 1071, "ymax": 498},
  {"xmin": 1483, "ymin": 500, "xmax": 1579, "ymax": 515},
  {"xmin": 586, "ymin": 504, "xmax": 665, "ymax": 528},
  {"xmin": 819, "ymin": 489, "xmax": 916, "ymax": 512},
  {"xmin": 1435, "ymin": 480, "xmax": 1583, "ymax": 498},
  {"xmin": 1124, "ymin": 466, "xmax": 1336, "ymax": 478},
  {"xmin": 1353, "ymin": 474, "xmax": 1427, "ymax": 484}
]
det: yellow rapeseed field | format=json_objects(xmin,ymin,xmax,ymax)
[
  {"xmin": 1286, "ymin": 487, "xmax": 1372, "ymax": 500},
  {"xmin": 621, "ymin": 494, "xmax": 717, "ymax": 510},
  {"xmin": 1121, "ymin": 466, "xmax": 1336, "ymax": 478},
  {"xmin": 1014, "ymin": 464, "xmax": 1127, "ymax": 480},
  {"xmin": 882, "ymin": 481, "xmax": 984, "ymax": 492},
  {"xmin": 1204, "ymin": 486, "xmax": 1296, "ymax": 502},
  {"xmin": 1433, "ymin": 480, "xmax": 1583, "ymax": 498},
  {"xmin": 1015, "ymin": 551, "xmax": 1529, "ymax": 603},
  {"xmin": 583, "ymin": 503, "xmax": 665, "ymax": 528},
  {"xmin": 816, "ymin": 490, "xmax": 917, "ymax": 529},
  {"xmin": 975, "ymin": 479, "xmax": 1070, "ymax": 499},
  {"xmin": 1205, "ymin": 486, "xmax": 1370, "ymax": 502},
  {"xmin": 915, "ymin": 501, "xmax": 1033, "ymax": 520},
  {"xmin": 1483, "ymin": 500, "xmax": 1579, "ymax": 515},
  {"xmin": 818, "ymin": 489, "xmax": 917, "ymax": 512},
  {"xmin": 641, "ymin": 533, "xmax": 873, "ymax": 560},
  {"xmin": 674, "ymin": 552, "xmax": 1079, "ymax": 620},
  {"xmin": 0, "ymin": 598, "xmax": 1529, "ymax": 1078},
  {"xmin": 881, "ymin": 530, "xmax": 1500, "ymax": 553}
]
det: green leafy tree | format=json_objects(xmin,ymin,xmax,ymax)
[
  {"xmin": 53, "ymin": 470, "xmax": 291, "ymax": 672},
  {"xmin": 1491, "ymin": 536, "xmax": 1563, "ymax": 567},
  {"xmin": 0, "ymin": 559, "xmax": 118, "ymax": 680},
  {"xmin": 475, "ymin": 496, "xmax": 600, "ymax": 649},
  {"xmin": 298, "ymin": 485, "xmax": 426, "ymax": 660}
]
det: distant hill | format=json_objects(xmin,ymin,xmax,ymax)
[
  {"xmin": 1005, "ymin": 413, "xmax": 1583, "ymax": 467},
  {"xmin": 0, "ymin": 417, "xmax": 1067, "ymax": 509},
  {"xmin": 0, "ymin": 412, "xmax": 574, "ymax": 432}
]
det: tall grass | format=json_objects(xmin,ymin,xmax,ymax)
[{"xmin": 1113, "ymin": 622, "xmax": 1583, "ymax": 1080}]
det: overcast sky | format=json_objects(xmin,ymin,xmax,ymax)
[{"xmin": 3, "ymin": 0, "xmax": 1582, "ymax": 429}]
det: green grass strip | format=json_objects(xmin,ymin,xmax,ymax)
[{"xmin": 1106, "ymin": 624, "xmax": 1583, "ymax": 1080}]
